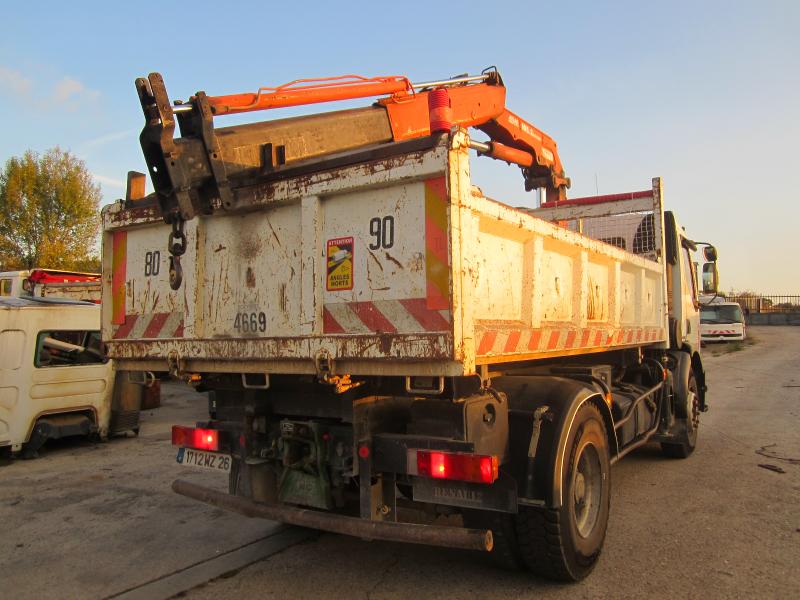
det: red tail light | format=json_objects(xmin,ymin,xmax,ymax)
[
  {"xmin": 416, "ymin": 451, "xmax": 499, "ymax": 484},
  {"xmin": 172, "ymin": 426, "xmax": 219, "ymax": 451}
]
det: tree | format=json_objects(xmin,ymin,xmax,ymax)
[{"xmin": 0, "ymin": 147, "xmax": 101, "ymax": 271}]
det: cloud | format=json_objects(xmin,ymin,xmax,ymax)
[
  {"xmin": 93, "ymin": 174, "xmax": 127, "ymax": 188},
  {"xmin": 0, "ymin": 65, "xmax": 32, "ymax": 97},
  {"xmin": 0, "ymin": 64, "xmax": 100, "ymax": 110},
  {"xmin": 80, "ymin": 129, "xmax": 138, "ymax": 152},
  {"xmin": 52, "ymin": 77, "xmax": 86, "ymax": 103},
  {"xmin": 49, "ymin": 76, "xmax": 100, "ymax": 108}
]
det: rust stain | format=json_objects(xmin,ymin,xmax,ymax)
[
  {"xmin": 214, "ymin": 244, "xmax": 227, "ymax": 253},
  {"xmin": 109, "ymin": 204, "xmax": 161, "ymax": 225},
  {"xmin": 378, "ymin": 333, "xmax": 392, "ymax": 354},
  {"xmin": 384, "ymin": 252, "xmax": 403, "ymax": 269},
  {"xmin": 240, "ymin": 236, "xmax": 262, "ymax": 261},
  {"xmin": 107, "ymin": 330, "xmax": 452, "ymax": 362},
  {"xmin": 408, "ymin": 252, "xmax": 424, "ymax": 273},
  {"xmin": 246, "ymin": 267, "xmax": 256, "ymax": 288},
  {"xmin": 280, "ymin": 284, "xmax": 287, "ymax": 313},
  {"xmin": 264, "ymin": 216, "xmax": 282, "ymax": 248},
  {"xmin": 367, "ymin": 250, "xmax": 384, "ymax": 271},
  {"xmin": 208, "ymin": 269, "xmax": 218, "ymax": 322}
]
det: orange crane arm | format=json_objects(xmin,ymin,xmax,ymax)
[
  {"xmin": 378, "ymin": 84, "xmax": 569, "ymax": 199},
  {"xmin": 205, "ymin": 75, "xmax": 415, "ymax": 114},
  {"xmin": 193, "ymin": 70, "xmax": 569, "ymax": 200}
]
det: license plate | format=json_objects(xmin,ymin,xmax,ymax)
[{"xmin": 176, "ymin": 447, "xmax": 232, "ymax": 473}]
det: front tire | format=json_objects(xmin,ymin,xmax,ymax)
[
  {"xmin": 515, "ymin": 402, "xmax": 611, "ymax": 581},
  {"xmin": 660, "ymin": 371, "xmax": 699, "ymax": 459}
]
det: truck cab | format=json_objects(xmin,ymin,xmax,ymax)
[
  {"xmin": 700, "ymin": 300, "xmax": 746, "ymax": 343},
  {"xmin": 0, "ymin": 298, "xmax": 115, "ymax": 457},
  {"xmin": 0, "ymin": 271, "xmax": 29, "ymax": 297}
]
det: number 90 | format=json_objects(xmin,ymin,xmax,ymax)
[{"xmin": 369, "ymin": 216, "xmax": 395, "ymax": 250}]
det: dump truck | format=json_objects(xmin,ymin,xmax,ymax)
[{"xmin": 101, "ymin": 69, "xmax": 719, "ymax": 581}]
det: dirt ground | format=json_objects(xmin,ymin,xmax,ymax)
[
  {"xmin": 1, "ymin": 326, "xmax": 798, "ymax": 599},
  {"xmin": 0, "ymin": 382, "xmax": 282, "ymax": 600}
]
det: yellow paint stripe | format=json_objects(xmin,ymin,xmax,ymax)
[
  {"xmin": 111, "ymin": 231, "xmax": 127, "ymax": 325},
  {"xmin": 425, "ymin": 177, "xmax": 449, "ymax": 310}
]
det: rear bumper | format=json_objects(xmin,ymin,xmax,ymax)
[{"xmin": 172, "ymin": 479, "xmax": 493, "ymax": 552}]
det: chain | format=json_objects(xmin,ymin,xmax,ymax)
[{"xmin": 167, "ymin": 217, "xmax": 186, "ymax": 290}]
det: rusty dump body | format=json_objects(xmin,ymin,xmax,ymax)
[
  {"xmin": 101, "ymin": 132, "xmax": 668, "ymax": 376},
  {"xmin": 101, "ymin": 69, "xmax": 716, "ymax": 580}
]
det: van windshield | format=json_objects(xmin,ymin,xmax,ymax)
[{"xmin": 700, "ymin": 305, "xmax": 744, "ymax": 324}]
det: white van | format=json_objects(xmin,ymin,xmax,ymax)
[
  {"xmin": 0, "ymin": 297, "xmax": 115, "ymax": 456},
  {"xmin": 700, "ymin": 300, "xmax": 746, "ymax": 342}
]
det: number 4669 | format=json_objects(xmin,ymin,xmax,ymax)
[{"xmin": 234, "ymin": 312, "xmax": 267, "ymax": 333}]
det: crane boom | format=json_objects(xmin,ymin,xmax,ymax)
[{"xmin": 135, "ymin": 69, "xmax": 569, "ymax": 222}]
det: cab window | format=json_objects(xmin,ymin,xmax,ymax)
[
  {"xmin": 681, "ymin": 243, "xmax": 698, "ymax": 308},
  {"xmin": 0, "ymin": 279, "xmax": 12, "ymax": 296},
  {"xmin": 34, "ymin": 330, "xmax": 107, "ymax": 367}
]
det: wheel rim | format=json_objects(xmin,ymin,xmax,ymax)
[
  {"xmin": 573, "ymin": 442, "xmax": 603, "ymax": 538},
  {"xmin": 686, "ymin": 377, "xmax": 700, "ymax": 445},
  {"xmin": 690, "ymin": 383, "xmax": 700, "ymax": 432}
]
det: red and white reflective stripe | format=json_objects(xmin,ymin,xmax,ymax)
[
  {"xmin": 706, "ymin": 329, "xmax": 737, "ymax": 335},
  {"xmin": 477, "ymin": 326, "xmax": 666, "ymax": 356},
  {"xmin": 114, "ymin": 312, "xmax": 185, "ymax": 339},
  {"xmin": 323, "ymin": 298, "xmax": 451, "ymax": 334}
]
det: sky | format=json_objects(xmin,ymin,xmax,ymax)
[{"xmin": 1, "ymin": 0, "xmax": 798, "ymax": 292}]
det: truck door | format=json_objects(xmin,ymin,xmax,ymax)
[{"xmin": 679, "ymin": 238, "xmax": 700, "ymax": 348}]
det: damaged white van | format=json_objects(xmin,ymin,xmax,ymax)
[{"xmin": 0, "ymin": 297, "xmax": 115, "ymax": 457}]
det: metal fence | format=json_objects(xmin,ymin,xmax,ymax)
[{"xmin": 726, "ymin": 295, "xmax": 800, "ymax": 314}]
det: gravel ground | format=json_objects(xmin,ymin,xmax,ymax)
[
  {"xmin": 1, "ymin": 326, "xmax": 798, "ymax": 599},
  {"xmin": 186, "ymin": 326, "xmax": 800, "ymax": 600},
  {"xmin": 0, "ymin": 382, "xmax": 279, "ymax": 600}
]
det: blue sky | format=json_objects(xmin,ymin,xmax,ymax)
[{"xmin": 1, "ymin": 1, "xmax": 798, "ymax": 292}]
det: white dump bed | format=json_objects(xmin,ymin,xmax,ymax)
[{"xmin": 102, "ymin": 132, "xmax": 667, "ymax": 376}]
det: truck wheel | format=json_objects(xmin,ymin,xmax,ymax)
[
  {"xmin": 514, "ymin": 402, "xmax": 610, "ymax": 581},
  {"xmin": 462, "ymin": 509, "xmax": 521, "ymax": 570},
  {"xmin": 660, "ymin": 372, "xmax": 699, "ymax": 459}
]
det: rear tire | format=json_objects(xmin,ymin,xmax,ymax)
[
  {"xmin": 660, "ymin": 372, "xmax": 699, "ymax": 459},
  {"xmin": 514, "ymin": 402, "xmax": 611, "ymax": 581}
]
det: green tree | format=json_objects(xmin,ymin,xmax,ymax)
[{"xmin": 0, "ymin": 148, "xmax": 101, "ymax": 270}]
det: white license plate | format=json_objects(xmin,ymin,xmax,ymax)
[{"xmin": 176, "ymin": 448, "xmax": 232, "ymax": 473}]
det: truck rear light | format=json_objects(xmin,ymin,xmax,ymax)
[
  {"xmin": 415, "ymin": 451, "xmax": 499, "ymax": 484},
  {"xmin": 172, "ymin": 425, "xmax": 219, "ymax": 451}
]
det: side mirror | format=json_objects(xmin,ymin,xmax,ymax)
[
  {"xmin": 703, "ymin": 245, "xmax": 718, "ymax": 262},
  {"xmin": 702, "ymin": 263, "xmax": 719, "ymax": 294}
]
